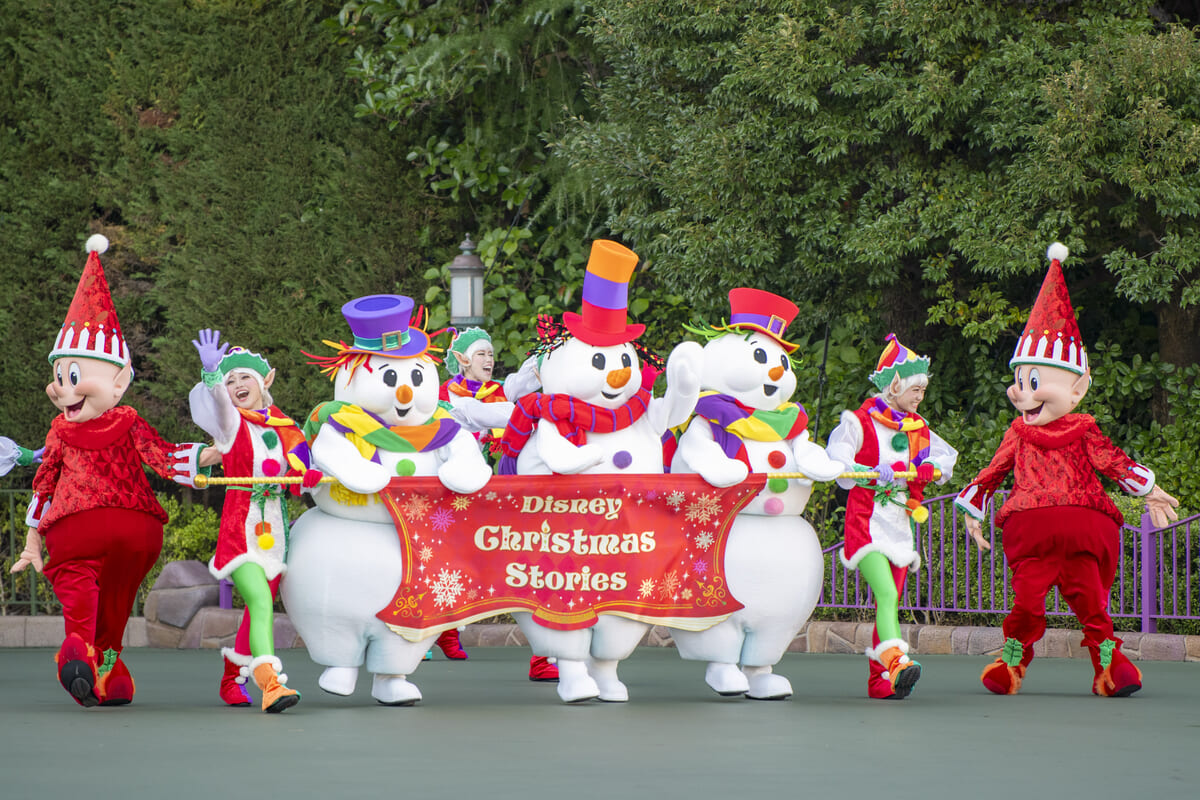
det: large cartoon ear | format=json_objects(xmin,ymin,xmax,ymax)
[
  {"xmin": 1070, "ymin": 368, "xmax": 1091, "ymax": 404},
  {"xmin": 263, "ymin": 368, "xmax": 277, "ymax": 390},
  {"xmin": 112, "ymin": 362, "xmax": 133, "ymax": 400}
]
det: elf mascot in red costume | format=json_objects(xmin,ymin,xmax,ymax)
[
  {"xmin": 954, "ymin": 243, "xmax": 1180, "ymax": 697},
  {"xmin": 10, "ymin": 235, "xmax": 210, "ymax": 707}
]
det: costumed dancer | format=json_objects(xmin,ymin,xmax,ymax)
[
  {"xmin": 954, "ymin": 243, "xmax": 1179, "ymax": 697},
  {"xmin": 437, "ymin": 326, "xmax": 557, "ymax": 680},
  {"xmin": 10, "ymin": 234, "xmax": 209, "ymax": 708},
  {"xmin": 189, "ymin": 329, "xmax": 321, "ymax": 713},
  {"xmin": 826, "ymin": 334, "xmax": 957, "ymax": 699}
]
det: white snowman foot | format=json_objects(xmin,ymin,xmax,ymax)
[
  {"xmin": 318, "ymin": 666, "xmax": 359, "ymax": 696},
  {"xmin": 371, "ymin": 674, "xmax": 422, "ymax": 706},
  {"xmin": 743, "ymin": 665, "xmax": 792, "ymax": 700},
  {"xmin": 555, "ymin": 659, "xmax": 600, "ymax": 703},
  {"xmin": 587, "ymin": 657, "xmax": 629, "ymax": 703},
  {"xmin": 705, "ymin": 662, "xmax": 751, "ymax": 696}
]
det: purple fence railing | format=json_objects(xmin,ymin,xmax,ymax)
[{"xmin": 818, "ymin": 492, "xmax": 1200, "ymax": 632}]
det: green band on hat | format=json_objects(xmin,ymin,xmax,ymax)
[
  {"xmin": 218, "ymin": 348, "xmax": 271, "ymax": 379},
  {"xmin": 870, "ymin": 358, "xmax": 929, "ymax": 391},
  {"xmin": 353, "ymin": 329, "xmax": 411, "ymax": 352}
]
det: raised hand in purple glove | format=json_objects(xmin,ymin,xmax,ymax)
[{"xmin": 192, "ymin": 328, "xmax": 229, "ymax": 373}]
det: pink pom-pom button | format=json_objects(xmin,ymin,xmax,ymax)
[{"xmin": 261, "ymin": 459, "xmax": 281, "ymax": 477}]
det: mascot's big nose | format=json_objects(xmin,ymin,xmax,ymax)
[
  {"xmin": 606, "ymin": 367, "xmax": 631, "ymax": 389},
  {"xmin": 395, "ymin": 385, "xmax": 414, "ymax": 404},
  {"xmin": 768, "ymin": 365, "xmax": 785, "ymax": 381}
]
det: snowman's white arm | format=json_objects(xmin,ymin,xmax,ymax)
[
  {"xmin": 501, "ymin": 356, "xmax": 541, "ymax": 401},
  {"xmin": 447, "ymin": 397, "xmax": 515, "ymax": 434},
  {"xmin": 532, "ymin": 419, "xmax": 604, "ymax": 475},
  {"xmin": 437, "ymin": 431, "xmax": 493, "ymax": 494},
  {"xmin": 825, "ymin": 410, "xmax": 864, "ymax": 491},
  {"xmin": 645, "ymin": 341, "xmax": 703, "ymax": 434},
  {"xmin": 675, "ymin": 419, "xmax": 748, "ymax": 488},
  {"xmin": 311, "ymin": 426, "xmax": 391, "ymax": 494}
]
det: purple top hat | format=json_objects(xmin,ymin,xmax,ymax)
[{"xmin": 339, "ymin": 294, "xmax": 430, "ymax": 358}]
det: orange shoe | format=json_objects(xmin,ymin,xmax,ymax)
[
  {"xmin": 981, "ymin": 638, "xmax": 1026, "ymax": 695},
  {"xmin": 251, "ymin": 656, "xmax": 300, "ymax": 713},
  {"xmin": 867, "ymin": 639, "xmax": 921, "ymax": 699}
]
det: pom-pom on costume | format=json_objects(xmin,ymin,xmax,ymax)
[
  {"xmin": 14, "ymin": 235, "xmax": 204, "ymax": 707},
  {"xmin": 189, "ymin": 333, "xmax": 315, "ymax": 711},
  {"xmin": 827, "ymin": 335, "xmax": 957, "ymax": 699},
  {"xmin": 954, "ymin": 243, "xmax": 1177, "ymax": 697}
]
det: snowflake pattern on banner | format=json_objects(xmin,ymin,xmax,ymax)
[
  {"xmin": 665, "ymin": 490, "xmax": 686, "ymax": 508},
  {"xmin": 451, "ymin": 495, "xmax": 472, "ymax": 511},
  {"xmin": 430, "ymin": 568, "xmax": 465, "ymax": 608},
  {"xmin": 419, "ymin": 545, "xmax": 434, "ymax": 563},
  {"xmin": 403, "ymin": 494, "xmax": 432, "ymax": 519},
  {"xmin": 693, "ymin": 530, "xmax": 715, "ymax": 551},
  {"xmin": 685, "ymin": 493, "xmax": 721, "ymax": 524},
  {"xmin": 429, "ymin": 507, "xmax": 455, "ymax": 532}
]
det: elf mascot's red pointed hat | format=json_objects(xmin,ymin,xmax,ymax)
[
  {"xmin": 1009, "ymin": 242, "xmax": 1087, "ymax": 375},
  {"xmin": 49, "ymin": 234, "xmax": 130, "ymax": 367}
]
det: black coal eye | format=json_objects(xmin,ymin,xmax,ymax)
[
  {"xmin": 780, "ymin": 354, "xmax": 788, "ymax": 368},
  {"xmin": 754, "ymin": 348, "xmax": 768, "ymax": 364},
  {"xmin": 383, "ymin": 369, "xmax": 398, "ymax": 387},
  {"xmin": 411, "ymin": 369, "xmax": 424, "ymax": 386},
  {"xmin": 621, "ymin": 352, "xmax": 632, "ymax": 368},
  {"xmin": 592, "ymin": 353, "xmax": 606, "ymax": 370}
]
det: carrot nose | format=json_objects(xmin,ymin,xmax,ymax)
[
  {"xmin": 768, "ymin": 365, "xmax": 785, "ymax": 381},
  {"xmin": 607, "ymin": 367, "xmax": 631, "ymax": 389},
  {"xmin": 395, "ymin": 385, "xmax": 414, "ymax": 404}
]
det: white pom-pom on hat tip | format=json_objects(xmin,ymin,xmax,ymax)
[
  {"xmin": 85, "ymin": 234, "xmax": 109, "ymax": 254},
  {"xmin": 1046, "ymin": 242, "xmax": 1068, "ymax": 263}
]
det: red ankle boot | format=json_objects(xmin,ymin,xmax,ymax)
[
  {"xmin": 528, "ymin": 656, "xmax": 559, "ymax": 682},
  {"xmin": 436, "ymin": 628, "xmax": 468, "ymax": 660},
  {"xmin": 981, "ymin": 637, "xmax": 1027, "ymax": 695},
  {"xmin": 1091, "ymin": 639, "xmax": 1142, "ymax": 697},
  {"xmin": 55, "ymin": 633, "xmax": 98, "ymax": 707},
  {"xmin": 96, "ymin": 650, "xmax": 136, "ymax": 706},
  {"xmin": 219, "ymin": 650, "xmax": 252, "ymax": 706}
]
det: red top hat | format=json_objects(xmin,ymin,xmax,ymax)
[
  {"xmin": 1010, "ymin": 243, "xmax": 1087, "ymax": 375},
  {"xmin": 719, "ymin": 288, "xmax": 800, "ymax": 353},
  {"xmin": 49, "ymin": 235, "xmax": 130, "ymax": 366},
  {"xmin": 561, "ymin": 239, "xmax": 645, "ymax": 346}
]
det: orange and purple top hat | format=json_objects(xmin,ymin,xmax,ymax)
[{"xmin": 561, "ymin": 239, "xmax": 645, "ymax": 346}]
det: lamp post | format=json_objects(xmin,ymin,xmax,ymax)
[{"xmin": 448, "ymin": 235, "xmax": 486, "ymax": 326}]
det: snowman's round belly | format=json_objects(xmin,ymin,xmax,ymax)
[
  {"xmin": 741, "ymin": 439, "xmax": 813, "ymax": 514},
  {"xmin": 313, "ymin": 447, "xmax": 447, "ymax": 522},
  {"xmin": 722, "ymin": 513, "xmax": 823, "ymax": 611},
  {"xmin": 579, "ymin": 424, "xmax": 664, "ymax": 474}
]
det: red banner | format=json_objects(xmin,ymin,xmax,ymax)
[{"xmin": 375, "ymin": 473, "xmax": 766, "ymax": 641}]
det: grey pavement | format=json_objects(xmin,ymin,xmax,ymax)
[{"xmin": 2, "ymin": 647, "xmax": 1196, "ymax": 799}]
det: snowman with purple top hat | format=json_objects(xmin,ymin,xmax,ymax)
[
  {"xmin": 280, "ymin": 295, "xmax": 491, "ymax": 706},
  {"xmin": 669, "ymin": 289, "xmax": 844, "ymax": 699},
  {"xmin": 497, "ymin": 239, "xmax": 703, "ymax": 703}
]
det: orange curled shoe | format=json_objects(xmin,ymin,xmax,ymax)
[
  {"xmin": 981, "ymin": 638, "xmax": 1026, "ymax": 695},
  {"xmin": 251, "ymin": 656, "xmax": 300, "ymax": 713}
]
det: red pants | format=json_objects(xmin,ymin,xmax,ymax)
[
  {"xmin": 1000, "ymin": 506, "xmax": 1119, "ymax": 663},
  {"xmin": 44, "ymin": 507, "xmax": 163, "ymax": 657}
]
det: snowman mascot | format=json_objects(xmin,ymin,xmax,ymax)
[
  {"xmin": 669, "ymin": 289, "xmax": 844, "ymax": 699},
  {"xmin": 498, "ymin": 239, "xmax": 702, "ymax": 703},
  {"xmin": 280, "ymin": 295, "xmax": 492, "ymax": 705}
]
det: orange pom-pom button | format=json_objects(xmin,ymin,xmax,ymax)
[{"xmin": 254, "ymin": 522, "xmax": 273, "ymax": 537}]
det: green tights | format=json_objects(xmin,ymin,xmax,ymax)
[
  {"xmin": 231, "ymin": 562, "xmax": 274, "ymax": 658},
  {"xmin": 858, "ymin": 551, "xmax": 901, "ymax": 643}
]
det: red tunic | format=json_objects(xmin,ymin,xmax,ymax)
[
  {"xmin": 956, "ymin": 414, "xmax": 1146, "ymax": 528},
  {"xmin": 31, "ymin": 406, "xmax": 179, "ymax": 531}
]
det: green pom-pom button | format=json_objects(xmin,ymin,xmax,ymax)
[
  {"xmin": 396, "ymin": 459, "xmax": 417, "ymax": 477},
  {"xmin": 262, "ymin": 431, "xmax": 279, "ymax": 449},
  {"xmin": 768, "ymin": 477, "xmax": 789, "ymax": 494},
  {"xmin": 891, "ymin": 432, "xmax": 908, "ymax": 452}
]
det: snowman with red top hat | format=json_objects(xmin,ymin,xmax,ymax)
[
  {"xmin": 280, "ymin": 294, "xmax": 492, "ymax": 706},
  {"xmin": 669, "ymin": 289, "xmax": 845, "ymax": 699},
  {"xmin": 498, "ymin": 239, "xmax": 703, "ymax": 703},
  {"xmin": 955, "ymin": 243, "xmax": 1180, "ymax": 697}
]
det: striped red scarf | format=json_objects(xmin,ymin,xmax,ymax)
[{"xmin": 497, "ymin": 377, "xmax": 654, "ymax": 475}]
